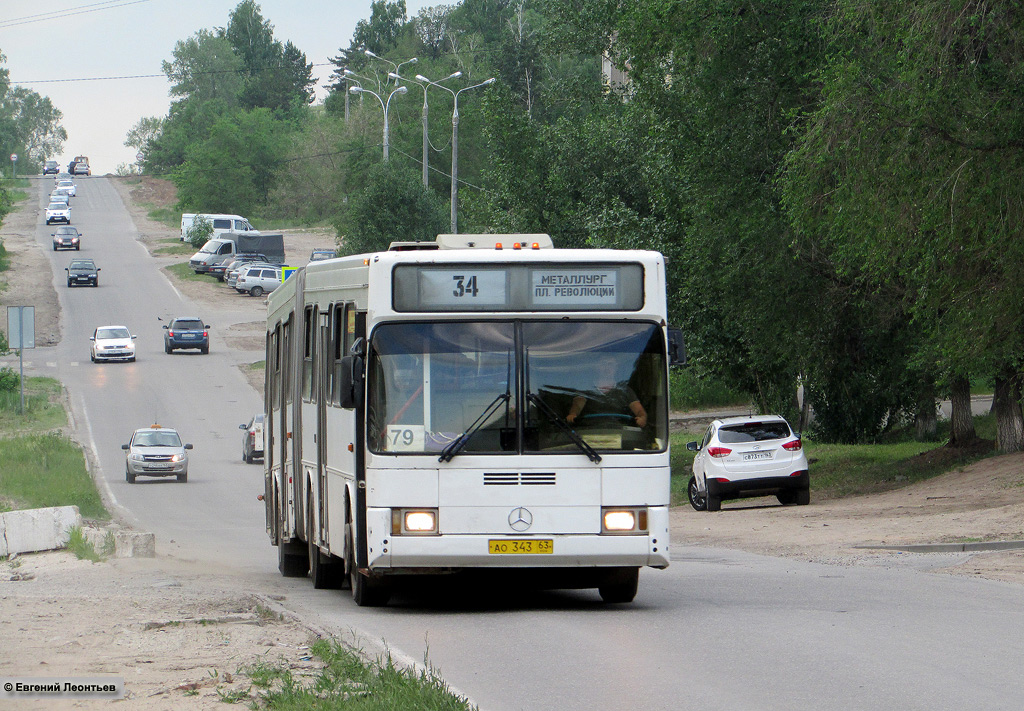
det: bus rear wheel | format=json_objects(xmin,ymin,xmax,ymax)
[
  {"xmin": 346, "ymin": 522, "xmax": 391, "ymax": 607},
  {"xmin": 277, "ymin": 501, "xmax": 309, "ymax": 578},
  {"xmin": 598, "ymin": 567, "xmax": 639, "ymax": 604},
  {"xmin": 308, "ymin": 494, "xmax": 343, "ymax": 589}
]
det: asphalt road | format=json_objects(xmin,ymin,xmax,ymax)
[{"xmin": 16, "ymin": 178, "xmax": 1024, "ymax": 711}]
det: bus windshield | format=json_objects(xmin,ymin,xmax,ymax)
[{"xmin": 367, "ymin": 321, "xmax": 666, "ymax": 456}]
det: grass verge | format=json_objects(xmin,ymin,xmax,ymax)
[
  {"xmin": 669, "ymin": 412, "xmax": 1000, "ymax": 507},
  {"xmin": 0, "ymin": 376, "xmax": 109, "ymax": 519},
  {"xmin": 165, "ymin": 261, "xmax": 215, "ymax": 283},
  {"xmin": 240, "ymin": 639, "xmax": 477, "ymax": 710}
]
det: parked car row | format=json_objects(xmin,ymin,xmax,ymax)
[{"xmin": 192, "ymin": 251, "xmax": 287, "ymax": 297}]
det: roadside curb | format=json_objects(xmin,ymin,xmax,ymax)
[
  {"xmin": 252, "ymin": 592, "xmax": 482, "ymax": 711},
  {"xmin": 853, "ymin": 540, "xmax": 1024, "ymax": 554}
]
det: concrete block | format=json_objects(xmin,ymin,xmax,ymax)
[
  {"xmin": 0, "ymin": 506, "xmax": 81, "ymax": 557},
  {"xmin": 114, "ymin": 530, "xmax": 156, "ymax": 558}
]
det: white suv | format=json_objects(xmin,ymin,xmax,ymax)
[
  {"xmin": 235, "ymin": 265, "xmax": 282, "ymax": 297},
  {"xmin": 45, "ymin": 201, "xmax": 71, "ymax": 225},
  {"xmin": 686, "ymin": 415, "xmax": 809, "ymax": 511}
]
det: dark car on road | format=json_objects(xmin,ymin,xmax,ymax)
[
  {"xmin": 162, "ymin": 316, "xmax": 210, "ymax": 354},
  {"xmin": 52, "ymin": 225, "xmax": 81, "ymax": 250},
  {"xmin": 65, "ymin": 259, "xmax": 100, "ymax": 287},
  {"xmin": 43, "ymin": 160, "xmax": 59, "ymax": 175}
]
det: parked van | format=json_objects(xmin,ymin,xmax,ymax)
[
  {"xmin": 188, "ymin": 232, "xmax": 285, "ymax": 273},
  {"xmin": 180, "ymin": 213, "xmax": 259, "ymax": 242}
]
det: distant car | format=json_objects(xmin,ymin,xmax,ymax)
[
  {"xmin": 52, "ymin": 226, "xmax": 82, "ymax": 251},
  {"xmin": 309, "ymin": 249, "xmax": 336, "ymax": 262},
  {"xmin": 73, "ymin": 162, "xmax": 91, "ymax": 176},
  {"xmin": 239, "ymin": 414, "xmax": 264, "ymax": 463},
  {"xmin": 235, "ymin": 264, "xmax": 282, "ymax": 297},
  {"xmin": 90, "ymin": 325, "xmax": 136, "ymax": 363},
  {"xmin": 65, "ymin": 258, "xmax": 99, "ymax": 287},
  {"xmin": 56, "ymin": 179, "xmax": 77, "ymax": 197},
  {"xmin": 49, "ymin": 192, "xmax": 71, "ymax": 205},
  {"xmin": 42, "ymin": 160, "xmax": 59, "ymax": 175},
  {"xmin": 210, "ymin": 253, "xmax": 270, "ymax": 282},
  {"xmin": 122, "ymin": 424, "xmax": 192, "ymax": 483},
  {"xmin": 54, "ymin": 171, "xmax": 73, "ymax": 184},
  {"xmin": 162, "ymin": 316, "xmax": 210, "ymax": 354},
  {"xmin": 686, "ymin": 415, "xmax": 810, "ymax": 512},
  {"xmin": 45, "ymin": 201, "xmax": 71, "ymax": 225},
  {"xmin": 227, "ymin": 260, "xmax": 279, "ymax": 288}
]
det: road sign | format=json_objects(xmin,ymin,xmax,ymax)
[
  {"xmin": 136, "ymin": 152, "xmax": 144, "ymax": 162},
  {"xmin": 7, "ymin": 306, "xmax": 35, "ymax": 349},
  {"xmin": 9, "ymin": 153, "xmax": 17, "ymax": 162}
]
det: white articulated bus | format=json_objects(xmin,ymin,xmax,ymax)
[{"xmin": 264, "ymin": 234, "xmax": 685, "ymax": 606}]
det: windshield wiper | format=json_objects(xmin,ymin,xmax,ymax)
[
  {"xmin": 438, "ymin": 392, "xmax": 510, "ymax": 463},
  {"xmin": 527, "ymin": 393, "xmax": 602, "ymax": 464}
]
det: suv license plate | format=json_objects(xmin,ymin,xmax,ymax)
[
  {"xmin": 743, "ymin": 452, "xmax": 772, "ymax": 461},
  {"xmin": 488, "ymin": 539, "xmax": 553, "ymax": 555}
]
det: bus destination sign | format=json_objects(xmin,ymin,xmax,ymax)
[
  {"xmin": 393, "ymin": 263, "xmax": 643, "ymax": 312},
  {"xmin": 531, "ymin": 269, "xmax": 617, "ymax": 306}
]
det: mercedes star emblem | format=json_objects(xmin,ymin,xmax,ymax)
[{"xmin": 508, "ymin": 507, "xmax": 533, "ymax": 532}]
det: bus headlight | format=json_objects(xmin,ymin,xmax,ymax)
[
  {"xmin": 602, "ymin": 507, "xmax": 648, "ymax": 534},
  {"xmin": 392, "ymin": 509, "xmax": 438, "ymax": 535}
]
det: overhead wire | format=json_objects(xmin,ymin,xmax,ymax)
[{"xmin": 0, "ymin": 0, "xmax": 158, "ymax": 29}]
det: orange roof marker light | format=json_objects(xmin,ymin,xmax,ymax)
[{"xmin": 433, "ymin": 234, "xmax": 553, "ymax": 250}]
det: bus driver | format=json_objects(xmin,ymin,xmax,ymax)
[{"xmin": 565, "ymin": 356, "xmax": 647, "ymax": 428}]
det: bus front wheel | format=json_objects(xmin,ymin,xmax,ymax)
[{"xmin": 598, "ymin": 567, "xmax": 639, "ymax": 604}]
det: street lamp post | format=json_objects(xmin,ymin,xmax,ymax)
[
  {"xmin": 349, "ymin": 84, "xmax": 408, "ymax": 161},
  {"xmin": 364, "ymin": 50, "xmax": 417, "ymax": 85},
  {"xmin": 416, "ymin": 75, "xmax": 496, "ymax": 233},
  {"xmin": 396, "ymin": 71, "xmax": 462, "ymax": 188}
]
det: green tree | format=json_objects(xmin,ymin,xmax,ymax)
[
  {"xmin": 336, "ymin": 162, "xmax": 448, "ymax": 254},
  {"xmin": 782, "ymin": 0, "xmax": 1024, "ymax": 449},
  {"xmin": 173, "ymin": 108, "xmax": 286, "ymax": 214},
  {"xmin": 161, "ymin": 29, "xmax": 243, "ymax": 105},
  {"xmin": 0, "ymin": 51, "xmax": 67, "ymax": 171}
]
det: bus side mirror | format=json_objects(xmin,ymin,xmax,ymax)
[
  {"xmin": 338, "ymin": 355, "xmax": 364, "ymax": 409},
  {"xmin": 667, "ymin": 327, "xmax": 686, "ymax": 366}
]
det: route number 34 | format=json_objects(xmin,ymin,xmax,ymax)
[{"xmin": 452, "ymin": 275, "xmax": 479, "ymax": 298}]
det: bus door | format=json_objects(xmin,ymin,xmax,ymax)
[{"xmin": 317, "ymin": 309, "xmax": 330, "ymax": 544}]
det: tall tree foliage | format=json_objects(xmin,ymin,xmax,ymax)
[
  {"xmin": 0, "ymin": 51, "xmax": 67, "ymax": 172},
  {"xmin": 782, "ymin": 0, "xmax": 1024, "ymax": 448}
]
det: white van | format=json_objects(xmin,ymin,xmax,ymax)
[{"xmin": 180, "ymin": 213, "xmax": 259, "ymax": 242}]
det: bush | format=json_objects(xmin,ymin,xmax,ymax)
[
  {"xmin": 185, "ymin": 214, "xmax": 213, "ymax": 248},
  {"xmin": 0, "ymin": 367, "xmax": 19, "ymax": 392}
]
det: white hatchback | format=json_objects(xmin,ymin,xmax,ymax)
[
  {"xmin": 686, "ymin": 415, "xmax": 809, "ymax": 511},
  {"xmin": 90, "ymin": 325, "xmax": 137, "ymax": 363}
]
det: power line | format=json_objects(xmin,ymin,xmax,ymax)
[
  {"xmin": 0, "ymin": 0, "xmax": 158, "ymax": 29},
  {"xmin": 12, "ymin": 62, "xmax": 337, "ymax": 85}
]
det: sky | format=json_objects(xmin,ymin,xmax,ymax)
[{"xmin": 1, "ymin": 0, "xmax": 434, "ymax": 175}]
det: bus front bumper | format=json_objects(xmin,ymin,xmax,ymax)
[{"xmin": 365, "ymin": 507, "xmax": 670, "ymax": 570}]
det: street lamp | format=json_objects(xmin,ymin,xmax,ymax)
[
  {"xmin": 395, "ymin": 70, "xmax": 462, "ymax": 188},
  {"xmin": 364, "ymin": 50, "xmax": 417, "ymax": 85},
  {"xmin": 416, "ymin": 75, "xmax": 496, "ymax": 233},
  {"xmin": 349, "ymin": 83, "xmax": 408, "ymax": 161}
]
